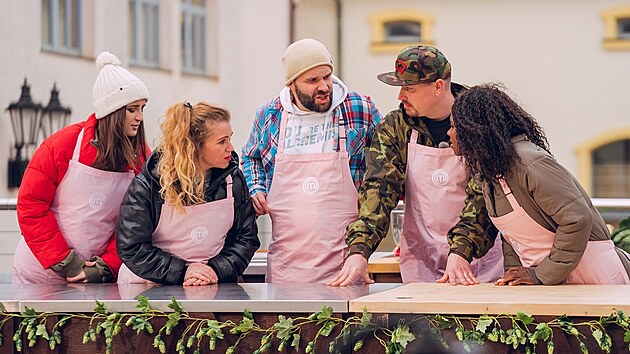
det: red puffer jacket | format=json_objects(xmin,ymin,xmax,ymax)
[{"xmin": 17, "ymin": 113, "xmax": 148, "ymax": 277}]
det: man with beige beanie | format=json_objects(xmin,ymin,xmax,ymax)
[
  {"xmin": 14, "ymin": 51, "xmax": 150, "ymax": 284},
  {"xmin": 242, "ymin": 38, "xmax": 382, "ymax": 284}
]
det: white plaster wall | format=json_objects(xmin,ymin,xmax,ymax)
[
  {"xmin": 297, "ymin": 0, "xmax": 630, "ymax": 176},
  {"xmin": 0, "ymin": 0, "xmax": 288, "ymax": 204}
]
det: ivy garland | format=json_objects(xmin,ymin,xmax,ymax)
[{"xmin": 0, "ymin": 295, "xmax": 629, "ymax": 353}]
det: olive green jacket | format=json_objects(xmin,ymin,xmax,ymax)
[
  {"xmin": 345, "ymin": 84, "xmax": 498, "ymax": 261},
  {"xmin": 481, "ymin": 135, "xmax": 630, "ymax": 284}
]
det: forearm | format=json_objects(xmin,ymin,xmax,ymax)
[{"xmin": 447, "ymin": 178, "xmax": 498, "ymax": 261}]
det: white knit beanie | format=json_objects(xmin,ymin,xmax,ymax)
[
  {"xmin": 282, "ymin": 38, "xmax": 334, "ymax": 86},
  {"xmin": 92, "ymin": 51, "xmax": 150, "ymax": 119}
]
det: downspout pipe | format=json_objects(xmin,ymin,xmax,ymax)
[{"xmin": 335, "ymin": 0, "xmax": 342, "ymax": 80}]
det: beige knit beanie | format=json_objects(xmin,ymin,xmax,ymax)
[
  {"xmin": 92, "ymin": 51, "xmax": 150, "ymax": 119},
  {"xmin": 282, "ymin": 39, "xmax": 334, "ymax": 86}
]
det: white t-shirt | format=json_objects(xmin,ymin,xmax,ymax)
[{"xmin": 283, "ymin": 111, "xmax": 336, "ymax": 154}]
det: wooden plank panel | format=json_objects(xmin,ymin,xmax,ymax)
[{"xmin": 349, "ymin": 283, "xmax": 630, "ymax": 316}]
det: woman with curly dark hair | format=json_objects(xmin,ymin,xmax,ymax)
[{"xmin": 447, "ymin": 83, "xmax": 630, "ymax": 285}]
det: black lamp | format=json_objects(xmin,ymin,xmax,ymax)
[
  {"xmin": 41, "ymin": 83, "xmax": 71, "ymax": 140},
  {"xmin": 7, "ymin": 78, "xmax": 42, "ymax": 188}
]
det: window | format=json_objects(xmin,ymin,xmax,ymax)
[
  {"xmin": 618, "ymin": 18, "xmax": 630, "ymax": 39},
  {"xmin": 130, "ymin": 0, "xmax": 160, "ymax": 67},
  {"xmin": 592, "ymin": 140, "xmax": 630, "ymax": 198},
  {"xmin": 181, "ymin": 0, "xmax": 206, "ymax": 75},
  {"xmin": 602, "ymin": 6, "xmax": 630, "ymax": 50},
  {"xmin": 41, "ymin": 0, "xmax": 81, "ymax": 55},
  {"xmin": 576, "ymin": 129, "xmax": 630, "ymax": 195},
  {"xmin": 384, "ymin": 21, "xmax": 421, "ymax": 43},
  {"xmin": 369, "ymin": 9, "xmax": 434, "ymax": 53}
]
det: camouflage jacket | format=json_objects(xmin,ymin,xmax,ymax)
[{"xmin": 345, "ymin": 85, "xmax": 498, "ymax": 261}]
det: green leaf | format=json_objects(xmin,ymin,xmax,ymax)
[
  {"xmin": 321, "ymin": 320, "xmax": 336, "ymax": 337},
  {"xmin": 305, "ymin": 341, "xmax": 315, "ymax": 354},
  {"xmin": 231, "ymin": 316, "xmax": 255, "ymax": 335},
  {"xmin": 593, "ymin": 329, "xmax": 612, "ymax": 353},
  {"xmin": 274, "ymin": 315, "xmax": 294, "ymax": 340},
  {"xmin": 94, "ymin": 300, "xmax": 109, "ymax": 314},
  {"xmin": 579, "ymin": 340, "xmax": 588, "ymax": 354},
  {"xmin": 168, "ymin": 296, "xmax": 184, "ymax": 313},
  {"xmin": 136, "ymin": 295, "xmax": 151, "ymax": 313},
  {"xmin": 618, "ymin": 216, "xmax": 630, "ymax": 230},
  {"xmin": 516, "ymin": 312, "xmax": 534, "ymax": 325},
  {"xmin": 360, "ymin": 307, "xmax": 372, "ymax": 329},
  {"xmin": 21, "ymin": 306, "xmax": 36, "ymax": 316},
  {"xmin": 317, "ymin": 306, "xmax": 333, "ymax": 325},
  {"xmin": 547, "ymin": 340, "xmax": 555, "ymax": 354},
  {"xmin": 434, "ymin": 314, "xmax": 453, "ymax": 329},
  {"xmin": 475, "ymin": 316, "xmax": 493, "ymax": 333},
  {"xmin": 291, "ymin": 333, "xmax": 301, "ymax": 351},
  {"xmin": 36, "ymin": 324, "xmax": 50, "ymax": 340},
  {"xmin": 391, "ymin": 324, "xmax": 415, "ymax": 348},
  {"xmin": 624, "ymin": 330, "xmax": 630, "ymax": 343},
  {"xmin": 455, "ymin": 326, "xmax": 464, "ymax": 341},
  {"xmin": 536, "ymin": 323, "xmax": 552, "ymax": 342},
  {"xmin": 243, "ymin": 308, "xmax": 253, "ymax": 320}
]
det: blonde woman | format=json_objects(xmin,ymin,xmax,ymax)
[{"xmin": 116, "ymin": 101, "xmax": 259, "ymax": 285}]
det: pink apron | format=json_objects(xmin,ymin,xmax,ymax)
[
  {"xmin": 266, "ymin": 111, "xmax": 358, "ymax": 283},
  {"xmin": 118, "ymin": 176, "xmax": 235, "ymax": 284},
  {"xmin": 491, "ymin": 179, "xmax": 630, "ymax": 284},
  {"xmin": 399, "ymin": 130, "xmax": 504, "ymax": 283},
  {"xmin": 13, "ymin": 129, "xmax": 135, "ymax": 284}
]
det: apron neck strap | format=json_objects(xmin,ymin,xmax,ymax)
[
  {"xmin": 498, "ymin": 178, "xmax": 521, "ymax": 210},
  {"xmin": 410, "ymin": 129, "xmax": 419, "ymax": 144},
  {"xmin": 337, "ymin": 110, "xmax": 347, "ymax": 153},
  {"xmin": 72, "ymin": 128, "xmax": 85, "ymax": 161},
  {"xmin": 225, "ymin": 174, "xmax": 233, "ymax": 198}
]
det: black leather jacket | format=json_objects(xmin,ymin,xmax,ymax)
[{"xmin": 116, "ymin": 151, "xmax": 259, "ymax": 284}]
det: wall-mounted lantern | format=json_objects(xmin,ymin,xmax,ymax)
[
  {"xmin": 7, "ymin": 78, "xmax": 42, "ymax": 188},
  {"xmin": 41, "ymin": 83, "xmax": 71, "ymax": 140}
]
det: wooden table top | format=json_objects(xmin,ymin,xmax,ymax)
[
  {"xmin": 349, "ymin": 282, "xmax": 630, "ymax": 316},
  {"xmin": 367, "ymin": 254, "xmax": 400, "ymax": 273}
]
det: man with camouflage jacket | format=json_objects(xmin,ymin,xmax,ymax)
[{"xmin": 328, "ymin": 46, "xmax": 503, "ymax": 286}]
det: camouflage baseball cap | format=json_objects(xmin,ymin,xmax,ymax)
[{"xmin": 377, "ymin": 45, "xmax": 451, "ymax": 86}]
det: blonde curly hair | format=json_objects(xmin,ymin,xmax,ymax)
[{"xmin": 157, "ymin": 101, "xmax": 231, "ymax": 212}]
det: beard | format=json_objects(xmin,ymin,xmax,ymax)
[{"xmin": 294, "ymin": 84, "xmax": 333, "ymax": 113}]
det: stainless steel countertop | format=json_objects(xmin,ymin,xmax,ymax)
[
  {"xmin": 1, "ymin": 283, "xmax": 400, "ymax": 313},
  {"xmin": 243, "ymin": 251, "xmax": 395, "ymax": 275}
]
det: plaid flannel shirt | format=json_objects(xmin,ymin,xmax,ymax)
[{"xmin": 241, "ymin": 91, "xmax": 381, "ymax": 195}]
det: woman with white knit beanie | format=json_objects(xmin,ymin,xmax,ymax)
[{"xmin": 14, "ymin": 51, "xmax": 150, "ymax": 284}]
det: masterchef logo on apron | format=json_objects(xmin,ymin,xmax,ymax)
[
  {"xmin": 89, "ymin": 192, "xmax": 107, "ymax": 209},
  {"xmin": 190, "ymin": 226, "xmax": 209, "ymax": 243},
  {"xmin": 431, "ymin": 169, "xmax": 449, "ymax": 187},
  {"xmin": 302, "ymin": 177, "xmax": 320, "ymax": 195}
]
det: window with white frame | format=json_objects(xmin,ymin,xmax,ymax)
[
  {"xmin": 41, "ymin": 0, "xmax": 81, "ymax": 55},
  {"xmin": 181, "ymin": 0, "xmax": 206, "ymax": 75},
  {"xmin": 130, "ymin": 0, "xmax": 160, "ymax": 67}
]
